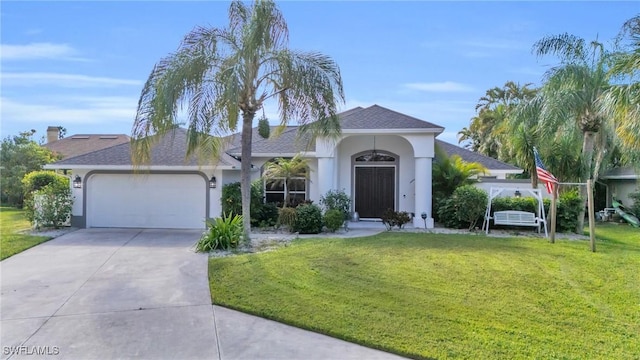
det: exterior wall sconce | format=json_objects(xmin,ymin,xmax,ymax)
[
  {"xmin": 421, "ymin": 212, "xmax": 427, "ymax": 229},
  {"xmin": 514, "ymin": 190, "xmax": 521, "ymax": 198},
  {"xmin": 209, "ymin": 176, "xmax": 217, "ymax": 189},
  {"xmin": 73, "ymin": 175, "xmax": 82, "ymax": 189}
]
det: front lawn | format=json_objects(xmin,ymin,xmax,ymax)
[
  {"xmin": 0, "ymin": 207, "xmax": 51, "ymax": 260},
  {"xmin": 209, "ymin": 224, "xmax": 640, "ymax": 359}
]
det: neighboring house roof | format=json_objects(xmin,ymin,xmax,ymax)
[
  {"xmin": 601, "ymin": 167, "xmax": 639, "ymax": 180},
  {"xmin": 44, "ymin": 134, "xmax": 130, "ymax": 159},
  {"xmin": 49, "ymin": 128, "xmax": 240, "ymax": 168},
  {"xmin": 435, "ymin": 140, "xmax": 522, "ymax": 172}
]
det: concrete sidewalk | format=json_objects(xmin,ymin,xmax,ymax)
[{"xmin": 1, "ymin": 229, "xmax": 405, "ymax": 360}]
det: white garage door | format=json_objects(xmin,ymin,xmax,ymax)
[{"xmin": 87, "ymin": 173, "xmax": 206, "ymax": 229}]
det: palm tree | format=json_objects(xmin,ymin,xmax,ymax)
[
  {"xmin": 608, "ymin": 15, "xmax": 640, "ymax": 151},
  {"xmin": 262, "ymin": 155, "xmax": 309, "ymax": 207},
  {"xmin": 131, "ymin": 0, "xmax": 344, "ymax": 236},
  {"xmin": 530, "ymin": 33, "xmax": 618, "ymax": 232},
  {"xmin": 432, "ymin": 144, "xmax": 487, "ymax": 202}
]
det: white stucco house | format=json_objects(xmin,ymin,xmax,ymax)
[
  {"xmin": 44, "ymin": 105, "xmax": 521, "ymax": 230},
  {"xmin": 601, "ymin": 167, "xmax": 640, "ymax": 208}
]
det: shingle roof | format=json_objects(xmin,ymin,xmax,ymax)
[
  {"xmin": 226, "ymin": 126, "xmax": 312, "ymax": 155},
  {"xmin": 227, "ymin": 105, "xmax": 443, "ymax": 155},
  {"xmin": 52, "ymin": 128, "xmax": 240, "ymax": 167},
  {"xmin": 435, "ymin": 140, "xmax": 521, "ymax": 171},
  {"xmin": 44, "ymin": 134, "xmax": 129, "ymax": 159},
  {"xmin": 340, "ymin": 105, "xmax": 444, "ymax": 130}
]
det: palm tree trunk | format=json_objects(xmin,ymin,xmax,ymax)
[
  {"xmin": 241, "ymin": 111, "xmax": 256, "ymax": 238},
  {"xmin": 576, "ymin": 130, "xmax": 596, "ymax": 233}
]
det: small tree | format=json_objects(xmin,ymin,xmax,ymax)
[
  {"xmin": 1, "ymin": 130, "xmax": 60, "ymax": 207},
  {"xmin": 320, "ymin": 189, "xmax": 351, "ymax": 221},
  {"xmin": 262, "ymin": 155, "xmax": 309, "ymax": 207}
]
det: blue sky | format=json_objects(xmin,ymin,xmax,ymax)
[{"xmin": 1, "ymin": 1, "xmax": 636, "ymax": 145}]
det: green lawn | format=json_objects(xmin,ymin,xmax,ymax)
[
  {"xmin": 1, "ymin": 207, "xmax": 51, "ymax": 260},
  {"xmin": 209, "ymin": 224, "xmax": 640, "ymax": 359}
]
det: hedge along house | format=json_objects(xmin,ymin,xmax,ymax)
[{"xmin": 45, "ymin": 105, "xmax": 519, "ymax": 230}]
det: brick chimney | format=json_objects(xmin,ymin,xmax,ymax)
[{"xmin": 46, "ymin": 126, "xmax": 60, "ymax": 143}]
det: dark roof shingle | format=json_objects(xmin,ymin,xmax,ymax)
[
  {"xmin": 53, "ymin": 128, "xmax": 239, "ymax": 167},
  {"xmin": 44, "ymin": 134, "xmax": 129, "ymax": 159},
  {"xmin": 436, "ymin": 140, "xmax": 521, "ymax": 171}
]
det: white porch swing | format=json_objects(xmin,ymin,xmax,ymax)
[{"xmin": 482, "ymin": 187, "xmax": 548, "ymax": 238}]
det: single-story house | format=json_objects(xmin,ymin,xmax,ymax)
[
  {"xmin": 44, "ymin": 105, "xmax": 522, "ymax": 230},
  {"xmin": 601, "ymin": 167, "xmax": 639, "ymax": 208}
]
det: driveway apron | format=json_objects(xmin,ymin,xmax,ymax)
[{"xmin": 1, "ymin": 229, "xmax": 216, "ymax": 360}]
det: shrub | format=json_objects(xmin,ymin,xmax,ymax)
[
  {"xmin": 437, "ymin": 186, "xmax": 487, "ymax": 230},
  {"xmin": 324, "ymin": 209, "xmax": 344, "ymax": 232},
  {"xmin": 381, "ymin": 209, "xmax": 412, "ymax": 230},
  {"xmin": 31, "ymin": 181, "xmax": 73, "ymax": 229},
  {"xmin": 556, "ymin": 190, "xmax": 582, "ymax": 233},
  {"xmin": 277, "ymin": 207, "xmax": 297, "ymax": 229},
  {"xmin": 436, "ymin": 198, "xmax": 465, "ymax": 229},
  {"xmin": 293, "ymin": 203, "xmax": 323, "ymax": 234},
  {"xmin": 252, "ymin": 202, "xmax": 279, "ymax": 228},
  {"xmin": 221, "ymin": 180, "xmax": 265, "ymax": 224},
  {"xmin": 22, "ymin": 171, "xmax": 71, "ymax": 226},
  {"xmin": 196, "ymin": 214, "xmax": 243, "ymax": 252},
  {"xmin": 320, "ymin": 189, "xmax": 351, "ymax": 221},
  {"xmin": 453, "ymin": 186, "xmax": 488, "ymax": 230}
]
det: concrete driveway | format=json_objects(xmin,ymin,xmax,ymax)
[{"xmin": 1, "ymin": 229, "xmax": 404, "ymax": 360}]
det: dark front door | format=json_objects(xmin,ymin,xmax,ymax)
[{"xmin": 355, "ymin": 167, "xmax": 395, "ymax": 218}]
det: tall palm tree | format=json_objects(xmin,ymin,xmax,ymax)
[
  {"xmin": 531, "ymin": 33, "xmax": 617, "ymax": 232},
  {"xmin": 131, "ymin": 0, "xmax": 344, "ymax": 235}
]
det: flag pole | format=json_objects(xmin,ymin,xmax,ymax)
[
  {"xmin": 587, "ymin": 179, "xmax": 596, "ymax": 252},
  {"xmin": 550, "ymin": 183, "xmax": 558, "ymax": 244}
]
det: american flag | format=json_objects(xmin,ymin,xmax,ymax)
[{"xmin": 533, "ymin": 147, "xmax": 558, "ymax": 194}]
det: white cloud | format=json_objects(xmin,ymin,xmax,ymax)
[
  {"xmin": 0, "ymin": 42, "xmax": 86, "ymax": 61},
  {"xmin": 1, "ymin": 72, "xmax": 142, "ymax": 88},
  {"xmin": 404, "ymin": 81, "xmax": 474, "ymax": 93},
  {"xmin": 0, "ymin": 96, "xmax": 137, "ymax": 126}
]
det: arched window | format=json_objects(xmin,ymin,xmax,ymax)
[{"xmin": 354, "ymin": 151, "xmax": 396, "ymax": 162}]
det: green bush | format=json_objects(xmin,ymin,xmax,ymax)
[
  {"xmin": 31, "ymin": 181, "xmax": 73, "ymax": 229},
  {"xmin": 293, "ymin": 204, "xmax": 323, "ymax": 234},
  {"xmin": 221, "ymin": 180, "xmax": 267, "ymax": 226},
  {"xmin": 196, "ymin": 214, "xmax": 243, "ymax": 252},
  {"xmin": 556, "ymin": 190, "xmax": 582, "ymax": 233},
  {"xmin": 253, "ymin": 202, "xmax": 279, "ymax": 228},
  {"xmin": 324, "ymin": 209, "xmax": 344, "ymax": 232},
  {"xmin": 22, "ymin": 171, "xmax": 71, "ymax": 226},
  {"xmin": 277, "ymin": 207, "xmax": 297, "ymax": 229},
  {"xmin": 453, "ymin": 186, "xmax": 487, "ymax": 230},
  {"xmin": 381, "ymin": 209, "xmax": 412, "ymax": 230},
  {"xmin": 320, "ymin": 189, "xmax": 351, "ymax": 221},
  {"xmin": 436, "ymin": 198, "xmax": 465, "ymax": 229},
  {"xmin": 437, "ymin": 186, "xmax": 487, "ymax": 230}
]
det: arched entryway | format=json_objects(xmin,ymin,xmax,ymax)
[{"xmin": 351, "ymin": 150, "xmax": 399, "ymax": 219}]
